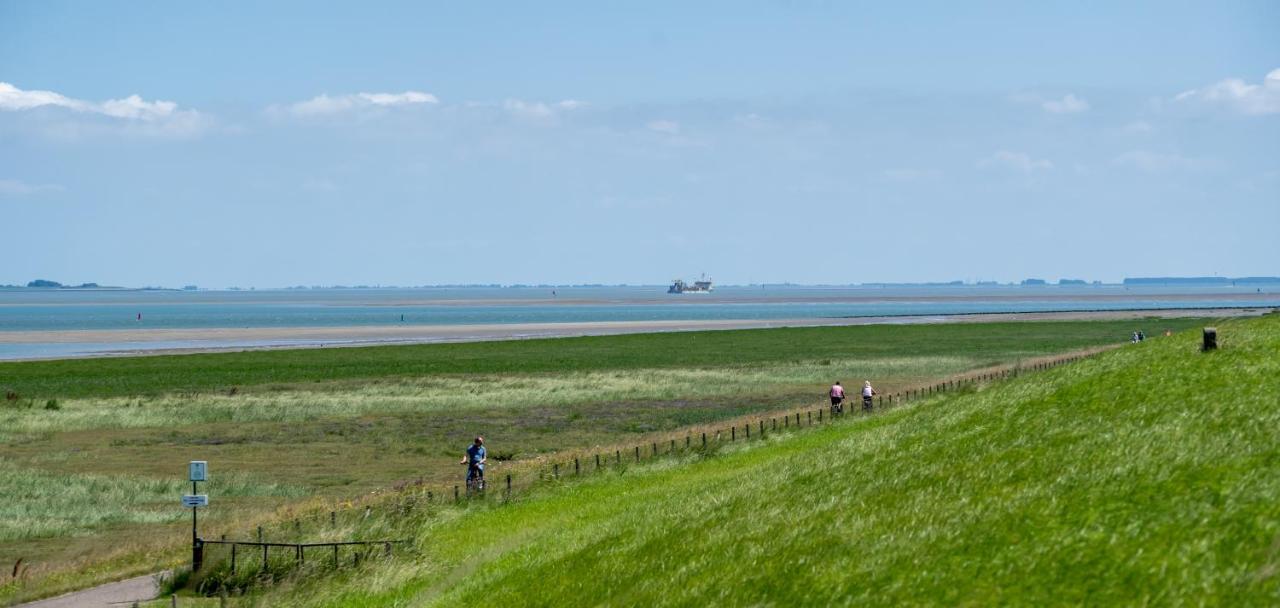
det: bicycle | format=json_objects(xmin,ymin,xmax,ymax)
[{"xmin": 464, "ymin": 462, "xmax": 486, "ymax": 492}]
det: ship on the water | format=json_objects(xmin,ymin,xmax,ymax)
[{"xmin": 668, "ymin": 275, "xmax": 713, "ymax": 294}]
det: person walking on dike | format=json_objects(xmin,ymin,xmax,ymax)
[
  {"xmin": 461, "ymin": 436, "xmax": 487, "ymax": 490},
  {"xmin": 829, "ymin": 381, "xmax": 845, "ymax": 415},
  {"xmin": 862, "ymin": 381, "xmax": 877, "ymax": 412}
]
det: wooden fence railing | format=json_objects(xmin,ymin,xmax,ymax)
[{"xmin": 191, "ymin": 347, "xmax": 1104, "ymax": 593}]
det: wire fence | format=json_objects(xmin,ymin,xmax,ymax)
[{"xmin": 187, "ymin": 348, "xmax": 1101, "ymax": 596}]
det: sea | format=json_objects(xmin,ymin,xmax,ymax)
[{"xmin": 1, "ymin": 284, "xmax": 1277, "ymax": 360}]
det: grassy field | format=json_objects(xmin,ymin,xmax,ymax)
[
  {"xmin": 200, "ymin": 313, "xmax": 1280, "ymax": 606},
  {"xmin": 0, "ymin": 319, "xmax": 1204, "ymax": 399},
  {"xmin": 0, "ymin": 317, "xmax": 1215, "ymax": 604}
]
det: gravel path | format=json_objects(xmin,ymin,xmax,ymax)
[{"xmin": 15, "ymin": 573, "xmax": 161, "ymax": 608}]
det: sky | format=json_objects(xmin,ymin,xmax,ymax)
[{"xmin": 2, "ymin": 1, "xmax": 1278, "ymax": 287}]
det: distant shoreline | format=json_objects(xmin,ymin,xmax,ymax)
[{"xmin": 0, "ymin": 306, "xmax": 1270, "ymax": 361}]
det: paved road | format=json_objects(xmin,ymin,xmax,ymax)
[{"xmin": 15, "ymin": 573, "xmax": 161, "ymax": 608}]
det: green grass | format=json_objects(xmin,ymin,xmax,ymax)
[
  {"xmin": 0, "ymin": 319, "xmax": 1205, "ymax": 399},
  {"xmin": 236, "ymin": 314, "xmax": 1280, "ymax": 606},
  {"xmin": 0, "ymin": 464, "xmax": 304, "ymax": 544},
  {"xmin": 0, "ymin": 356, "xmax": 967, "ymax": 442},
  {"xmin": 0, "ymin": 317, "xmax": 1225, "ymax": 604}
]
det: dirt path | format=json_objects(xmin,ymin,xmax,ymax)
[{"xmin": 15, "ymin": 573, "xmax": 161, "ymax": 608}]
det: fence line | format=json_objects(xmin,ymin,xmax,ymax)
[{"xmin": 192, "ymin": 347, "xmax": 1102, "ymax": 591}]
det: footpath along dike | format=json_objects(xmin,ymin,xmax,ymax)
[
  {"xmin": 14, "ymin": 573, "xmax": 162, "ymax": 608},
  {"xmin": 173, "ymin": 345, "xmax": 1110, "ymax": 599}
]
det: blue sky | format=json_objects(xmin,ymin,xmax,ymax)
[{"xmin": 2, "ymin": 1, "xmax": 1277, "ymax": 287}]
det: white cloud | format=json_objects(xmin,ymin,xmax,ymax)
[
  {"xmin": 646, "ymin": 119, "xmax": 680, "ymax": 134},
  {"xmin": 0, "ymin": 83, "xmax": 84, "ymax": 112},
  {"xmin": 0, "ymin": 179, "xmax": 63, "ymax": 196},
  {"xmin": 0, "ymin": 82, "xmax": 201, "ymax": 131},
  {"xmin": 0, "ymin": 82, "xmax": 210, "ymax": 140},
  {"xmin": 978, "ymin": 150, "xmax": 1053, "ymax": 172},
  {"xmin": 1173, "ymin": 68, "xmax": 1280, "ymax": 115},
  {"xmin": 287, "ymin": 91, "xmax": 438, "ymax": 116},
  {"xmin": 502, "ymin": 99, "xmax": 582, "ymax": 119},
  {"xmin": 1112, "ymin": 150, "xmax": 1209, "ymax": 172},
  {"xmin": 1041, "ymin": 94, "xmax": 1090, "ymax": 114},
  {"xmin": 359, "ymin": 91, "xmax": 437, "ymax": 107}
]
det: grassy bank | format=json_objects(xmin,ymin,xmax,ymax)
[
  {"xmin": 0, "ymin": 318, "xmax": 1217, "ymax": 604},
  {"xmin": 231, "ymin": 313, "xmax": 1279, "ymax": 606}
]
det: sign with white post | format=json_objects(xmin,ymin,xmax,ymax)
[{"xmin": 189, "ymin": 460, "xmax": 207, "ymax": 482}]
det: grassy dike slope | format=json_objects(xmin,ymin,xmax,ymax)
[{"xmin": 269, "ymin": 314, "xmax": 1280, "ymax": 606}]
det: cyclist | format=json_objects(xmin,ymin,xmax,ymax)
[
  {"xmin": 861, "ymin": 381, "xmax": 877, "ymax": 412},
  {"xmin": 829, "ymin": 381, "xmax": 845, "ymax": 415},
  {"xmin": 460, "ymin": 436, "xmax": 487, "ymax": 490}
]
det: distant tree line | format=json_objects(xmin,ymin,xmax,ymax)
[{"xmin": 22, "ymin": 279, "xmax": 101, "ymax": 288}]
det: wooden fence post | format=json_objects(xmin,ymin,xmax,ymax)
[
  {"xmin": 702, "ymin": 432, "xmax": 707, "ymax": 448},
  {"xmin": 596, "ymin": 454, "xmax": 601, "ymax": 469},
  {"xmin": 746, "ymin": 423, "xmax": 750, "ymax": 438},
  {"xmin": 333, "ymin": 544, "xmax": 339, "ymax": 569},
  {"xmin": 230, "ymin": 543, "xmax": 237, "ymax": 573},
  {"xmin": 616, "ymin": 449, "xmax": 621, "ymax": 464},
  {"xmin": 554, "ymin": 463, "xmax": 559, "ymax": 478},
  {"xmin": 454, "ymin": 485, "xmax": 459, "ymax": 502}
]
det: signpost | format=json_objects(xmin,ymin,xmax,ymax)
[
  {"xmin": 186, "ymin": 461, "xmax": 208, "ymax": 571},
  {"xmin": 182, "ymin": 495, "xmax": 209, "ymax": 508}
]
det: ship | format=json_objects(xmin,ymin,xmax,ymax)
[{"xmin": 668, "ymin": 274, "xmax": 713, "ymax": 294}]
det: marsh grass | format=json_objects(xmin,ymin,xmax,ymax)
[
  {"xmin": 0, "ymin": 356, "xmax": 966, "ymax": 442},
  {"xmin": 0, "ymin": 319, "xmax": 1209, "ymax": 400},
  {"xmin": 231, "ymin": 314, "xmax": 1280, "ymax": 606},
  {"xmin": 0, "ymin": 463, "xmax": 305, "ymax": 543}
]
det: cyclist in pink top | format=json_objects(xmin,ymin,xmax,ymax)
[{"xmin": 829, "ymin": 381, "xmax": 845, "ymax": 414}]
